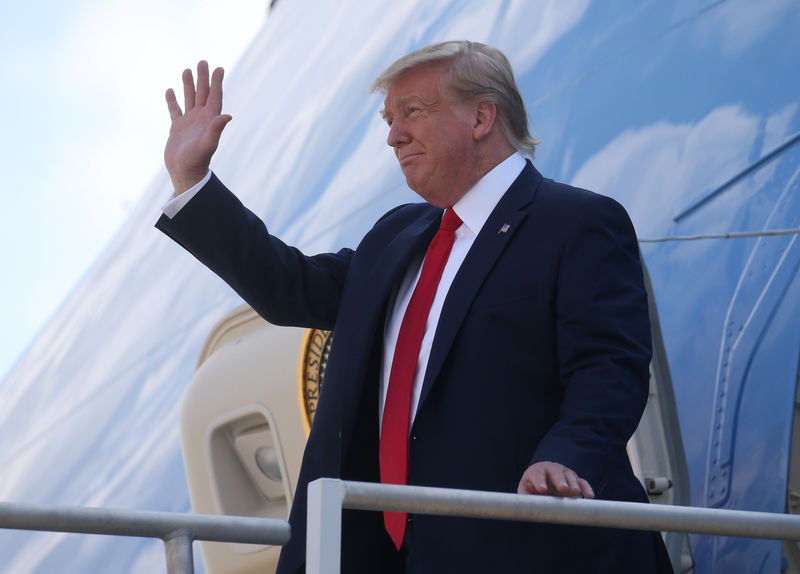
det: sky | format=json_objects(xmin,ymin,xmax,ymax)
[{"xmin": 0, "ymin": 0, "xmax": 267, "ymax": 380}]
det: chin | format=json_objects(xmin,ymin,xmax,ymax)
[{"xmin": 415, "ymin": 191, "xmax": 448, "ymax": 209}]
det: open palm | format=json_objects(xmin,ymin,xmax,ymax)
[{"xmin": 164, "ymin": 60, "xmax": 232, "ymax": 193}]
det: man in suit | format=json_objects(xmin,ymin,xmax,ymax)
[{"xmin": 157, "ymin": 41, "xmax": 672, "ymax": 573}]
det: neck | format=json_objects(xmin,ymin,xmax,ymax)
[{"xmin": 472, "ymin": 137, "xmax": 517, "ymax": 186}]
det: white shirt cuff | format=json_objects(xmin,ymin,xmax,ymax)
[{"xmin": 161, "ymin": 170, "xmax": 213, "ymax": 219}]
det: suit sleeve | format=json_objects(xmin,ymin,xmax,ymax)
[
  {"xmin": 531, "ymin": 193, "xmax": 652, "ymax": 492},
  {"xmin": 155, "ymin": 173, "xmax": 352, "ymax": 330}
]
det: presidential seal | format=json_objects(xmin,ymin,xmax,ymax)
[{"xmin": 298, "ymin": 328, "xmax": 333, "ymax": 435}]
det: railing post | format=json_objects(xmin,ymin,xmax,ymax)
[
  {"xmin": 164, "ymin": 530, "xmax": 195, "ymax": 574},
  {"xmin": 307, "ymin": 478, "xmax": 344, "ymax": 574}
]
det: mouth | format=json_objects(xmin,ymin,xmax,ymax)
[{"xmin": 398, "ymin": 152, "xmax": 423, "ymax": 165}]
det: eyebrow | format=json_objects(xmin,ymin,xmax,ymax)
[{"xmin": 379, "ymin": 95, "xmax": 419, "ymax": 123}]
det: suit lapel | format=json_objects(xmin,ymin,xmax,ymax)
[
  {"xmin": 416, "ymin": 162, "xmax": 543, "ymax": 412},
  {"xmin": 335, "ymin": 206, "xmax": 441, "ymax": 442},
  {"xmin": 364, "ymin": 207, "xmax": 441, "ymax": 314}
]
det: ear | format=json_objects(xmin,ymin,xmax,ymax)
[{"xmin": 472, "ymin": 101, "xmax": 497, "ymax": 141}]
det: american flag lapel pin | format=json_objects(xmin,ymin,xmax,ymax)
[{"xmin": 499, "ymin": 223, "xmax": 510, "ymax": 234}]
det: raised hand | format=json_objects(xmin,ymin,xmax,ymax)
[{"xmin": 164, "ymin": 61, "xmax": 233, "ymax": 194}]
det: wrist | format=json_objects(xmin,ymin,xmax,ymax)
[{"xmin": 169, "ymin": 169, "xmax": 209, "ymax": 195}]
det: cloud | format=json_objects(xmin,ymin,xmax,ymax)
[
  {"xmin": 570, "ymin": 104, "xmax": 763, "ymax": 235},
  {"xmin": 0, "ymin": 0, "xmax": 265, "ymax": 380},
  {"xmin": 692, "ymin": 0, "xmax": 800, "ymax": 56}
]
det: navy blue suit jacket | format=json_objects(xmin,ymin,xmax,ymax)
[{"xmin": 157, "ymin": 162, "xmax": 672, "ymax": 573}]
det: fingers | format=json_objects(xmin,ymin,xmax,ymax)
[
  {"xmin": 563, "ymin": 469, "xmax": 580, "ymax": 495},
  {"xmin": 165, "ymin": 88, "xmax": 182, "ymax": 121},
  {"xmin": 544, "ymin": 464, "xmax": 574, "ymax": 496},
  {"xmin": 175, "ymin": 61, "xmax": 224, "ymax": 113},
  {"xmin": 196, "ymin": 60, "xmax": 210, "ymax": 107},
  {"xmin": 517, "ymin": 463, "xmax": 545, "ymax": 494},
  {"xmin": 578, "ymin": 477, "xmax": 595, "ymax": 499},
  {"xmin": 207, "ymin": 66, "xmax": 225, "ymax": 113},
  {"xmin": 182, "ymin": 67, "xmax": 196, "ymax": 111},
  {"xmin": 517, "ymin": 462, "xmax": 594, "ymax": 498}
]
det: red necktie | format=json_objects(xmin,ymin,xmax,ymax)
[{"xmin": 380, "ymin": 208, "xmax": 463, "ymax": 550}]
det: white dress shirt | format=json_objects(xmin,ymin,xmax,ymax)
[
  {"xmin": 161, "ymin": 170, "xmax": 213, "ymax": 218},
  {"xmin": 379, "ymin": 152, "xmax": 526, "ymax": 432}
]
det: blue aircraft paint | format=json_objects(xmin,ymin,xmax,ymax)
[{"xmin": 0, "ymin": 1, "xmax": 798, "ymax": 572}]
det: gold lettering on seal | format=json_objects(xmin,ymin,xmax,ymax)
[{"xmin": 298, "ymin": 328, "xmax": 333, "ymax": 435}]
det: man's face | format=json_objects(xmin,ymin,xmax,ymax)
[{"xmin": 381, "ymin": 64, "xmax": 479, "ymax": 208}]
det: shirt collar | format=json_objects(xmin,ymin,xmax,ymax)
[{"xmin": 450, "ymin": 152, "xmax": 526, "ymax": 237}]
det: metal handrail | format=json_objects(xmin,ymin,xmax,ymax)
[
  {"xmin": 306, "ymin": 478, "xmax": 800, "ymax": 574},
  {"xmin": 8, "ymin": 480, "xmax": 800, "ymax": 574},
  {"xmin": 0, "ymin": 501, "xmax": 290, "ymax": 574}
]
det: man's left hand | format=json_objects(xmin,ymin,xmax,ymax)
[{"xmin": 517, "ymin": 461, "xmax": 595, "ymax": 498}]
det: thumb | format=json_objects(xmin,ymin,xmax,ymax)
[
  {"xmin": 210, "ymin": 114, "xmax": 233, "ymax": 137},
  {"xmin": 517, "ymin": 474, "xmax": 537, "ymax": 495}
]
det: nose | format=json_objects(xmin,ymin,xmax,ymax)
[{"xmin": 387, "ymin": 117, "xmax": 409, "ymax": 149}]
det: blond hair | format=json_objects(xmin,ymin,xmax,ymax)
[{"xmin": 371, "ymin": 40, "xmax": 539, "ymax": 158}]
